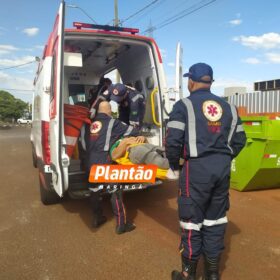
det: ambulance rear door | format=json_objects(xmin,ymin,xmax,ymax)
[
  {"xmin": 49, "ymin": 1, "xmax": 68, "ymax": 196},
  {"xmin": 175, "ymin": 42, "xmax": 184, "ymax": 101}
]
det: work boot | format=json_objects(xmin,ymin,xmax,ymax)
[
  {"xmin": 92, "ymin": 215, "xmax": 107, "ymax": 228},
  {"xmin": 171, "ymin": 270, "xmax": 195, "ymax": 280},
  {"xmin": 171, "ymin": 258, "xmax": 197, "ymax": 280},
  {"xmin": 116, "ymin": 222, "xmax": 136, "ymax": 234},
  {"xmin": 204, "ymin": 255, "xmax": 220, "ymax": 280}
]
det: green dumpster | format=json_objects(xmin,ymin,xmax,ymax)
[{"xmin": 230, "ymin": 116, "xmax": 280, "ymax": 191}]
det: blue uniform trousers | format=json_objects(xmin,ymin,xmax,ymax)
[{"xmin": 178, "ymin": 153, "xmax": 231, "ymax": 261}]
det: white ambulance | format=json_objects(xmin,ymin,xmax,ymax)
[{"xmin": 31, "ymin": 1, "xmax": 183, "ymax": 205}]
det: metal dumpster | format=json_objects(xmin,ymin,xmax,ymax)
[{"xmin": 230, "ymin": 116, "xmax": 280, "ymax": 191}]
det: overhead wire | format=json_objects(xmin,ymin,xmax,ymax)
[
  {"xmin": 0, "ymin": 88, "xmax": 34, "ymax": 94},
  {"xmin": 0, "ymin": 61, "xmax": 36, "ymax": 71},
  {"xmin": 120, "ymin": 0, "xmax": 161, "ymax": 24},
  {"xmin": 143, "ymin": 0, "xmax": 218, "ymax": 34},
  {"xmin": 128, "ymin": 0, "xmax": 167, "ymax": 26}
]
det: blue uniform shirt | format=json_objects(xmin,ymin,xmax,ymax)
[{"xmin": 166, "ymin": 89, "xmax": 246, "ymax": 170}]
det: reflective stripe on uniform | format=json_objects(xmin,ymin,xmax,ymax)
[
  {"xmin": 89, "ymin": 186, "xmax": 102, "ymax": 192},
  {"xmin": 167, "ymin": 120, "xmax": 185, "ymax": 131},
  {"xmin": 228, "ymin": 105, "xmax": 238, "ymax": 153},
  {"xmin": 124, "ymin": 125, "xmax": 134, "ymax": 136},
  {"xmin": 182, "ymin": 98, "xmax": 198, "ymax": 157},
  {"xmin": 132, "ymin": 94, "xmax": 144, "ymax": 102},
  {"xmin": 80, "ymin": 124, "xmax": 86, "ymax": 151},
  {"xmin": 236, "ymin": 124, "xmax": 244, "ymax": 133},
  {"xmin": 104, "ymin": 119, "xmax": 115, "ymax": 151},
  {"xmin": 180, "ymin": 221, "xmax": 202, "ymax": 231},
  {"xmin": 65, "ymin": 136, "xmax": 77, "ymax": 146},
  {"xmin": 203, "ymin": 216, "xmax": 228, "ymax": 226}
]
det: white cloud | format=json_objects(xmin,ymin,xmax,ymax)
[
  {"xmin": 265, "ymin": 52, "xmax": 280, "ymax": 64},
  {"xmin": 212, "ymin": 77, "xmax": 253, "ymax": 95},
  {"xmin": 233, "ymin": 32, "xmax": 280, "ymax": 49},
  {"xmin": 22, "ymin": 27, "xmax": 39, "ymax": 37},
  {"xmin": 229, "ymin": 19, "xmax": 242, "ymax": 26},
  {"xmin": 243, "ymin": 57, "xmax": 261, "ymax": 64},
  {"xmin": 0, "ymin": 56, "xmax": 35, "ymax": 67},
  {"xmin": 167, "ymin": 62, "xmax": 175, "ymax": 67},
  {"xmin": 34, "ymin": 45, "xmax": 44, "ymax": 50},
  {"xmin": 0, "ymin": 71, "xmax": 34, "ymax": 102},
  {"xmin": 0, "ymin": 45, "xmax": 19, "ymax": 55}
]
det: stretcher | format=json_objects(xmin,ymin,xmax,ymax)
[{"xmin": 114, "ymin": 150, "xmax": 168, "ymax": 180}]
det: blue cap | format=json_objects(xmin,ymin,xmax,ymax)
[
  {"xmin": 108, "ymin": 83, "xmax": 127, "ymax": 103},
  {"xmin": 183, "ymin": 63, "xmax": 214, "ymax": 83}
]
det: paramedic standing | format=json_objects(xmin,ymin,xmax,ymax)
[
  {"xmin": 166, "ymin": 63, "xmax": 246, "ymax": 280},
  {"xmin": 86, "ymin": 101, "xmax": 139, "ymax": 234},
  {"xmin": 108, "ymin": 83, "xmax": 146, "ymax": 127}
]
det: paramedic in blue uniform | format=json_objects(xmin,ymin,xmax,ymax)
[
  {"xmin": 86, "ymin": 101, "xmax": 139, "ymax": 234},
  {"xmin": 108, "ymin": 83, "xmax": 146, "ymax": 128},
  {"xmin": 166, "ymin": 63, "xmax": 246, "ymax": 280}
]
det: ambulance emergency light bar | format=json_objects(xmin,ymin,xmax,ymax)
[{"xmin": 73, "ymin": 22, "xmax": 139, "ymax": 35}]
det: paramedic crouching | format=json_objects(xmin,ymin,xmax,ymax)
[
  {"xmin": 166, "ymin": 63, "xmax": 246, "ymax": 280},
  {"xmin": 86, "ymin": 101, "xmax": 139, "ymax": 234}
]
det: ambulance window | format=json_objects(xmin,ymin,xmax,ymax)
[
  {"xmin": 135, "ymin": 80, "xmax": 143, "ymax": 92},
  {"xmin": 146, "ymin": 76, "xmax": 154, "ymax": 90}
]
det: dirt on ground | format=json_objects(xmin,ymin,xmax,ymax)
[{"xmin": 0, "ymin": 127, "xmax": 279, "ymax": 280}]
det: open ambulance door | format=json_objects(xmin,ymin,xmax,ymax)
[
  {"xmin": 49, "ymin": 1, "xmax": 68, "ymax": 197},
  {"xmin": 175, "ymin": 42, "xmax": 183, "ymax": 101}
]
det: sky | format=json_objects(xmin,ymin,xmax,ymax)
[{"xmin": 0, "ymin": 0, "xmax": 280, "ymax": 103}]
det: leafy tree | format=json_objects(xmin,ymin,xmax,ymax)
[{"xmin": 0, "ymin": 90, "xmax": 29, "ymax": 121}]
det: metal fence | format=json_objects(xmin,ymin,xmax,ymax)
[{"xmin": 228, "ymin": 90, "xmax": 280, "ymax": 114}]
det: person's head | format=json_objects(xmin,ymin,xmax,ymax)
[
  {"xmin": 98, "ymin": 101, "xmax": 112, "ymax": 116},
  {"xmin": 108, "ymin": 83, "xmax": 128, "ymax": 103},
  {"xmin": 183, "ymin": 63, "xmax": 214, "ymax": 93},
  {"xmin": 103, "ymin": 78, "xmax": 112, "ymax": 87}
]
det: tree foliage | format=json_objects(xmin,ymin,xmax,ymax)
[{"xmin": 0, "ymin": 91, "xmax": 29, "ymax": 120}]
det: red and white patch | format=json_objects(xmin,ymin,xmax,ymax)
[
  {"xmin": 203, "ymin": 100, "xmax": 223, "ymax": 122},
  {"xmin": 90, "ymin": 121, "xmax": 102, "ymax": 134},
  {"xmin": 112, "ymin": 89, "xmax": 119, "ymax": 95},
  {"xmin": 103, "ymin": 89, "xmax": 109, "ymax": 96}
]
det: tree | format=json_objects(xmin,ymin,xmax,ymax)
[{"xmin": 0, "ymin": 90, "xmax": 28, "ymax": 121}]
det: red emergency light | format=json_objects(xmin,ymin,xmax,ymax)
[{"xmin": 73, "ymin": 22, "xmax": 139, "ymax": 34}]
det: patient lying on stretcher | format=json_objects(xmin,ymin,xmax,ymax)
[
  {"xmin": 110, "ymin": 136, "xmax": 169, "ymax": 169},
  {"xmin": 110, "ymin": 136, "xmax": 179, "ymax": 180}
]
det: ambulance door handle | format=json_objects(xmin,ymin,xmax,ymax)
[{"xmin": 151, "ymin": 87, "xmax": 161, "ymax": 127}]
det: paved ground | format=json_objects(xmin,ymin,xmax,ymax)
[{"xmin": 0, "ymin": 127, "xmax": 279, "ymax": 280}]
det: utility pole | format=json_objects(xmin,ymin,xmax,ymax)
[
  {"xmin": 114, "ymin": 0, "xmax": 119, "ymax": 27},
  {"xmin": 114, "ymin": 0, "xmax": 120, "ymax": 83},
  {"xmin": 147, "ymin": 19, "xmax": 154, "ymax": 38}
]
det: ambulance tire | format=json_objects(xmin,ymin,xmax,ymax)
[
  {"xmin": 39, "ymin": 174, "xmax": 61, "ymax": 205},
  {"xmin": 31, "ymin": 146, "xmax": 37, "ymax": 168}
]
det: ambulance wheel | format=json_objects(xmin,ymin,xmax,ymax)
[
  {"xmin": 39, "ymin": 174, "xmax": 61, "ymax": 205},
  {"xmin": 31, "ymin": 144, "xmax": 37, "ymax": 168}
]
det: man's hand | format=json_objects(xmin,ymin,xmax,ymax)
[{"xmin": 135, "ymin": 136, "xmax": 146, "ymax": 143}]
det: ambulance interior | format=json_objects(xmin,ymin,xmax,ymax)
[{"xmin": 63, "ymin": 36, "xmax": 163, "ymax": 174}]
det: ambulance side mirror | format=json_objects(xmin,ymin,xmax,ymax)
[{"xmin": 64, "ymin": 52, "xmax": 83, "ymax": 67}]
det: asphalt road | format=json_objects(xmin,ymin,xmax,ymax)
[{"xmin": 0, "ymin": 127, "xmax": 279, "ymax": 280}]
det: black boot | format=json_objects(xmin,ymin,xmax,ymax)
[
  {"xmin": 92, "ymin": 215, "xmax": 107, "ymax": 228},
  {"xmin": 116, "ymin": 222, "xmax": 136, "ymax": 234},
  {"xmin": 171, "ymin": 258, "xmax": 197, "ymax": 280},
  {"xmin": 90, "ymin": 190, "xmax": 106, "ymax": 228},
  {"xmin": 204, "ymin": 255, "xmax": 220, "ymax": 280}
]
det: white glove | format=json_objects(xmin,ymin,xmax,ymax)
[{"xmin": 166, "ymin": 168, "xmax": 179, "ymax": 180}]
